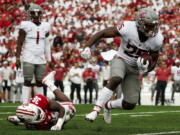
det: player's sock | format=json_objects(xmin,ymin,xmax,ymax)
[
  {"xmin": 35, "ymin": 86, "xmax": 44, "ymax": 95},
  {"xmin": 106, "ymin": 98, "xmax": 123, "ymax": 109},
  {"xmin": 22, "ymin": 86, "xmax": 30, "ymax": 104},
  {"xmin": 94, "ymin": 87, "xmax": 113, "ymax": 113}
]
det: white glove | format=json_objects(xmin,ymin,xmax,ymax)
[
  {"xmin": 50, "ymin": 125, "xmax": 62, "ymax": 131},
  {"xmin": 50, "ymin": 118, "xmax": 64, "ymax": 131},
  {"xmin": 137, "ymin": 57, "xmax": 149, "ymax": 74},
  {"xmin": 81, "ymin": 47, "xmax": 91, "ymax": 59}
]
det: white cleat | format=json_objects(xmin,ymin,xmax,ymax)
[
  {"xmin": 7, "ymin": 116, "xmax": 23, "ymax": 125},
  {"xmin": 42, "ymin": 71, "xmax": 56, "ymax": 87},
  {"xmin": 85, "ymin": 111, "xmax": 98, "ymax": 122},
  {"xmin": 103, "ymin": 107, "xmax": 111, "ymax": 124}
]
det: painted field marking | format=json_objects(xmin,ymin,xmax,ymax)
[
  {"xmin": 76, "ymin": 110, "xmax": 180, "ymax": 117},
  {"xmin": 0, "ymin": 106, "xmax": 17, "ymax": 108},
  {"xmin": 135, "ymin": 131, "xmax": 180, "ymax": 135},
  {"xmin": 130, "ymin": 114, "xmax": 153, "ymax": 117},
  {"xmin": 1, "ymin": 110, "xmax": 180, "ymax": 116}
]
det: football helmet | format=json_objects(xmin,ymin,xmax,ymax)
[
  {"xmin": 16, "ymin": 103, "xmax": 45, "ymax": 124},
  {"xmin": 135, "ymin": 7, "xmax": 159, "ymax": 37},
  {"xmin": 27, "ymin": 3, "xmax": 42, "ymax": 23}
]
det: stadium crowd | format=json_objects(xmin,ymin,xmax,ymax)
[{"xmin": 0, "ymin": 0, "xmax": 179, "ymax": 104}]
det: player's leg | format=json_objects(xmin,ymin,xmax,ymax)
[
  {"xmin": 59, "ymin": 81, "xmax": 64, "ymax": 93},
  {"xmin": 76, "ymin": 83, "xmax": 81, "ymax": 103},
  {"xmin": 84, "ymin": 85, "xmax": 88, "ymax": 104},
  {"xmin": 70, "ymin": 82, "xmax": 75, "ymax": 102},
  {"xmin": 34, "ymin": 64, "xmax": 46, "ymax": 95},
  {"xmin": 85, "ymin": 57, "xmax": 125, "ymax": 121},
  {"xmin": 155, "ymin": 81, "xmax": 161, "ymax": 105},
  {"xmin": 103, "ymin": 69, "xmax": 140, "ymax": 123},
  {"xmin": 103, "ymin": 85, "xmax": 122, "ymax": 124},
  {"xmin": 42, "ymin": 71, "xmax": 70, "ymax": 102},
  {"xmin": 22, "ymin": 62, "xmax": 34, "ymax": 104}
]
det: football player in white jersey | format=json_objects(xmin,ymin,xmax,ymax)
[
  {"xmin": 16, "ymin": 3, "xmax": 51, "ymax": 104},
  {"xmin": 82, "ymin": 7, "xmax": 164, "ymax": 123}
]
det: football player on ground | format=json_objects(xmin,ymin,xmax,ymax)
[
  {"xmin": 16, "ymin": 3, "xmax": 52, "ymax": 104},
  {"xmin": 81, "ymin": 7, "xmax": 164, "ymax": 123},
  {"xmin": 8, "ymin": 71, "xmax": 76, "ymax": 130}
]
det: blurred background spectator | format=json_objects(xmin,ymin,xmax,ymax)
[{"xmin": 0, "ymin": 0, "xmax": 179, "ymax": 104}]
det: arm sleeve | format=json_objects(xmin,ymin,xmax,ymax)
[
  {"xmin": 18, "ymin": 21, "xmax": 30, "ymax": 33},
  {"xmin": 116, "ymin": 21, "xmax": 127, "ymax": 36}
]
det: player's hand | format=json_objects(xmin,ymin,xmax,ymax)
[
  {"xmin": 137, "ymin": 57, "xmax": 149, "ymax": 74},
  {"xmin": 81, "ymin": 47, "xmax": 91, "ymax": 60},
  {"xmin": 16, "ymin": 58, "xmax": 21, "ymax": 69},
  {"xmin": 50, "ymin": 125, "xmax": 62, "ymax": 131},
  {"xmin": 47, "ymin": 62, "xmax": 53, "ymax": 69}
]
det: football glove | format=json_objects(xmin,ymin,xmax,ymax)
[
  {"xmin": 81, "ymin": 47, "xmax": 91, "ymax": 60},
  {"xmin": 137, "ymin": 57, "xmax": 149, "ymax": 74},
  {"xmin": 51, "ymin": 124, "xmax": 62, "ymax": 131},
  {"xmin": 50, "ymin": 118, "xmax": 64, "ymax": 131}
]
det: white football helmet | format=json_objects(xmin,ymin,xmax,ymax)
[
  {"xmin": 27, "ymin": 3, "xmax": 42, "ymax": 23},
  {"xmin": 136, "ymin": 7, "xmax": 159, "ymax": 37},
  {"xmin": 16, "ymin": 104, "xmax": 45, "ymax": 124}
]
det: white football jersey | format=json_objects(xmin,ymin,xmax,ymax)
[
  {"xmin": 116, "ymin": 21, "xmax": 163, "ymax": 66},
  {"xmin": 18, "ymin": 21, "xmax": 51, "ymax": 64},
  {"xmin": 171, "ymin": 66, "xmax": 180, "ymax": 81}
]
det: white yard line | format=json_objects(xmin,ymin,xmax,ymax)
[
  {"xmin": 0, "ymin": 112, "xmax": 14, "ymax": 114},
  {"xmin": 1, "ymin": 110, "xmax": 179, "ymax": 116},
  {"xmin": 0, "ymin": 106, "xmax": 17, "ymax": 108},
  {"xmin": 76, "ymin": 110, "xmax": 180, "ymax": 116},
  {"xmin": 135, "ymin": 131, "xmax": 180, "ymax": 135},
  {"xmin": 130, "ymin": 114, "xmax": 153, "ymax": 117}
]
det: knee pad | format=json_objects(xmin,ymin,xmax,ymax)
[
  {"xmin": 122, "ymin": 100, "xmax": 136, "ymax": 110},
  {"xmin": 106, "ymin": 76, "xmax": 122, "ymax": 91},
  {"xmin": 24, "ymin": 80, "xmax": 32, "ymax": 87},
  {"xmin": 35, "ymin": 80, "xmax": 44, "ymax": 87}
]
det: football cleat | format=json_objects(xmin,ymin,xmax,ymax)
[
  {"xmin": 103, "ymin": 107, "xmax": 111, "ymax": 124},
  {"xmin": 42, "ymin": 71, "xmax": 56, "ymax": 87},
  {"xmin": 85, "ymin": 111, "xmax": 98, "ymax": 122},
  {"xmin": 7, "ymin": 115, "xmax": 23, "ymax": 125}
]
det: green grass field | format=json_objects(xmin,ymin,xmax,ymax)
[{"xmin": 1, "ymin": 103, "xmax": 180, "ymax": 135}]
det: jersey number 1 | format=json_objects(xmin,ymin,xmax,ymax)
[{"xmin": 36, "ymin": 31, "xmax": 40, "ymax": 44}]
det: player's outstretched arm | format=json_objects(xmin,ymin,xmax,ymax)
[
  {"xmin": 48, "ymin": 100, "xmax": 66, "ymax": 130},
  {"xmin": 85, "ymin": 27, "xmax": 121, "ymax": 47}
]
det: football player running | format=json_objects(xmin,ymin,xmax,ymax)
[
  {"xmin": 16, "ymin": 3, "xmax": 51, "ymax": 104},
  {"xmin": 82, "ymin": 7, "xmax": 164, "ymax": 123},
  {"xmin": 8, "ymin": 71, "xmax": 76, "ymax": 130}
]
